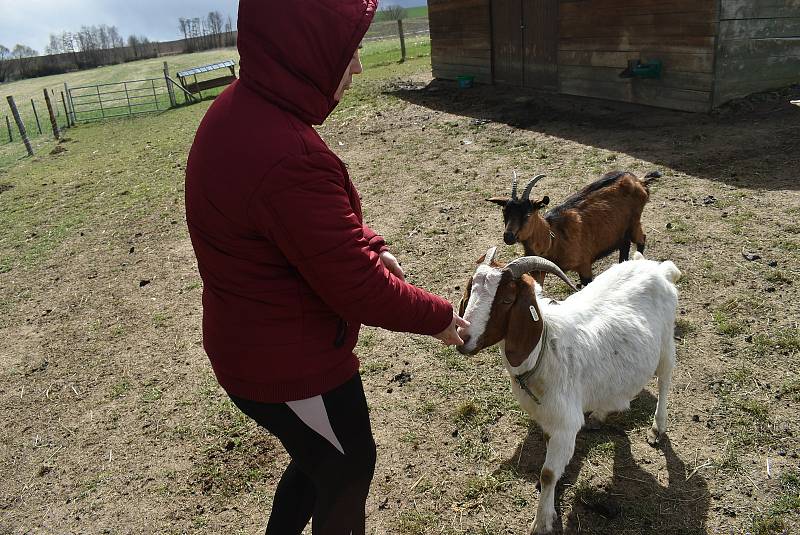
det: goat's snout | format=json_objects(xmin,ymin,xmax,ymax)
[{"xmin": 503, "ymin": 231, "xmax": 517, "ymax": 245}]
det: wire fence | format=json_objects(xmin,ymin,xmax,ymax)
[
  {"xmin": 1, "ymin": 87, "xmax": 73, "ymax": 165},
  {"xmin": 68, "ymin": 78, "xmax": 173, "ymax": 123}
]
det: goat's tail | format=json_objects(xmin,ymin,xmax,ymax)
[
  {"xmin": 641, "ymin": 170, "xmax": 661, "ymax": 188},
  {"xmin": 659, "ymin": 260, "xmax": 681, "ymax": 284}
]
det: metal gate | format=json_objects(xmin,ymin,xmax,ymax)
[
  {"xmin": 67, "ymin": 78, "xmax": 171, "ymax": 123},
  {"xmin": 492, "ymin": 0, "xmax": 558, "ymax": 90}
]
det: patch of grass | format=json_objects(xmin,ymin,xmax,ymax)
[
  {"xmin": 455, "ymin": 400, "xmax": 479, "ymax": 423},
  {"xmin": 764, "ymin": 270, "xmax": 793, "ymax": 285},
  {"xmin": 666, "ymin": 219, "xmax": 693, "ymax": 244},
  {"xmin": 152, "ymin": 312, "xmax": 169, "ymax": 328},
  {"xmin": 361, "ymin": 359, "xmax": 390, "ymax": 376},
  {"xmin": 778, "ymin": 377, "xmax": 800, "ymax": 402},
  {"xmin": 775, "ymin": 240, "xmax": 800, "ymax": 253},
  {"xmin": 753, "ymin": 327, "xmax": 800, "ymax": 357},
  {"xmin": 752, "ymin": 472, "xmax": 800, "ymax": 535},
  {"xmin": 398, "ymin": 509, "xmax": 438, "ymax": 535},
  {"xmin": 417, "ymin": 399, "xmax": 437, "ymax": 415},
  {"xmin": 463, "ymin": 474, "xmax": 500, "ymax": 500},
  {"xmin": 109, "ymin": 380, "xmax": 130, "ymax": 400},
  {"xmin": 675, "ymin": 317, "xmax": 697, "ymax": 338},
  {"xmin": 713, "ymin": 310, "xmax": 746, "ymax": 337}
]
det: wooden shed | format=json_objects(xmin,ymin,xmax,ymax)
[{"xmin": 428, "ymin": 0, "xmax": 800, "ymax": 112}]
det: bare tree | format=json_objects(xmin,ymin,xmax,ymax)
[
  {"xmin": 0, "ymin": 45, "xmax": 10, "ymax": 82},
  {"xmin": 207, "ymin": 11, "xmax": 224, "ymax": 47},
  {"xmin": 11, "ymin": 44, "xmax": 38, "ymax": 78},
  {"xmin": 45, "ymin": 34, "xmax": 62, "ymax": 55},
  {"xmin": 380, "ymin": 5, "xmax": 407, "ymax": 21},
  {"xmin": 108, "ymin": 26, "xmax": 124, "ymax": 48},
  {"xmin": 179, "ymin": 18, "xmax": 189, "ymax": 41}
]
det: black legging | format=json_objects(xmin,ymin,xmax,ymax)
[{"xmin": 230, "ymin": 373, "xmax": 376, "ymax": 535}]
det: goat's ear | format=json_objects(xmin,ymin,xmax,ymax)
[
  {"xmin": 486, "ymin": 197, "xmax": 509, "ymax": 207},
  {"xmin": 535, "ymin": 196, "xmax": 550, "ymax": 208}
]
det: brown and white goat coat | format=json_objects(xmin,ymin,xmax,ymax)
[{"xmin": 457, "ymin": 249, "xmax": 680, "ymax": 534}]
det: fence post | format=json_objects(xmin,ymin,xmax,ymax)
[
  {"xmin": 7, "ymin": 96, "xmax": 34, "ymax": 156},
  {"xmin": 164, "ymin": 61, "xmax": 176, "ymax": 108},
  {"xmin": 60, "ymin": 92, "xmax": 70, "ymax": 128},
  {"xmin": 5, "ymin": 115, "xmax": 12, "ymax": 142},
  {"xmin": 31, "ymin": 99, "xmax": 43, "ymax": 135},
  {"xmin": 397, "ymin": 19, "xmax": 407, "ymax": 63},
  {"xmin": 43, "ymin": 89, "xmax": 61, "ymax": 140},
  {"xmin": 64, "ymin": 82, "xmax": 75, "ymax": 126}
]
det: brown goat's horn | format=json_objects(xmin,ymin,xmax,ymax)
[
  {"xmin": 511, "ymin": 171, "xmax": 519, "ymax": 200},
  {"xmin": 482, "ymin": 246, "xmax": 498, "ymax": 265},
  {"xmin": 521, "ymin": 174, "xmax": 546, "ymax": 201},
  {"xmin": 505, "ymin": 256, "xmax": 578, "ymax": 291}
]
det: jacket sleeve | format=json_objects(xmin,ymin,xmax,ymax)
[
  {"xmin": 249, "ymin": 153, "xmax": 453, "ymax": 336},
  {"xmin": 362, "ymin": 224, "xmax": 389, "ymax": 255}
]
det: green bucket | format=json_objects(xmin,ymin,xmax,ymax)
[{"xmin": 457, "ymin": 75, "xmax": 474, "ymax": 89}]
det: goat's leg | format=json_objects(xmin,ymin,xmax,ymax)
[
  {"xmin": 530, "ymin": 422, "xmax": 581, "ymax": 534},
  {"xmin": 578, "ymin": 266, "xmax": 593, "ymax": 288},
  {"xmin": 633, "ymin": 222, "xmax": 647, "ymax": 254},
  {"xmin": 648, "ymin": 338, "xmax": 675, "ymax": 446},
  {"xmin": 618, "ymin": 238, "xmax": 632, "ymax": 262}
]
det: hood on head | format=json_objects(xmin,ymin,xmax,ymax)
[{"xmin": 237, "ymin": 0, "xmax": 378, "ymax": 125}]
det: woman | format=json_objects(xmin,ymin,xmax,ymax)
[{"xmin": 184, "ymin": 1, "xmax": 468, "ymax": 533}]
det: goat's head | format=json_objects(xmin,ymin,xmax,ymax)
[
  {"xmin": 487, "ymin": 173, "xmax": 549, "ymax": 246},
  {"xmin": 456, "ymin": 247, "xmax": 577, "ymax": 362}
]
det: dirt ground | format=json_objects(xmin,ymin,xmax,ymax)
[{"xmin": 1, "ymin": 59, "xmax": 798, "ymax": 535}]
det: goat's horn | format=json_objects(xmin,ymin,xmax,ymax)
[
  {"xmin": 521, "ymin": 174, "xmax": 546, "ymax": 201},
  {"xmin": 482, "ymin": 246, "xmax": 498, "ymax": 265},
  {"xmin": 511, "ymin": 171, "xmax": 519, "ymax": 200},
  {"xmin": 505, "ymin": 256, "xmax": 578, "ymax": 291}
]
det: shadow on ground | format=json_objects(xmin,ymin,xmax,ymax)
[
  {"xmin": 498, "ymin": 391, "xmax": 711, "ymax": 534},
  {"xmin": 393, "ymin": 80, "xmax": 800, "ymax": 191}
]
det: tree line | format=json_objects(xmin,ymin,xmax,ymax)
[
  {"xmin": 0, "ymin": 11, "xmax": 236, "ymax": 83},
  {"xmin": 178, "ymin": 12, "xmax": 236, "ymax": 53}
]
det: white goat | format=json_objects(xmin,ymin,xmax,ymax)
[{"xmin": 456, "ymin": 249, "xmax": 680, "ymax": 534}]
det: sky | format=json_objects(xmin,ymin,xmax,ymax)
[
  {"xmin": 0, "ymin": 0, "xmax": 427, "ymax": 53},
  {"xmin": 0, "ymin": 0, "xmax": 240, "ymax": 52}
]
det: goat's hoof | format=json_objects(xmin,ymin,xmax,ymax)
[
  {"xmin": 530, "ymin": 512, "xmax": 555, "ymax": 534},
  {"xmin": 530, "ymin": 522, "xmax": 554, "ymax": 534},
  {"xmin": 646, "ymin": 427, "xmax": 662, "ymax": 447}
]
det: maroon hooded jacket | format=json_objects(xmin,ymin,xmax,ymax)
[{"xmin": 185, "ymin": 0, "xmax": 453, "ymax": 403}]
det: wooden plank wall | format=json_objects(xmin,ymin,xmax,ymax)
[
  {"xmin": 558, "ymin": 0, "xmax": 718, "ymax": 112},
  {"xmin": 429, "ymin": 0, "xmax": 493, "ymax": 83},
  {"xmin": 714, "ymin": 0, "xmax": 800, "ymax": 105}
]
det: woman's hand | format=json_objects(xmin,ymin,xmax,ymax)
[
  {"xmin": 434, "ymin": 313, "xmax": 470, "ymax": 346},
  {"xmin": 379, "ymin": 251, "xmax": 405, "ymax": 281}
]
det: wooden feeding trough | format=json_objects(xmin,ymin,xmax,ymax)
[{"xmin": 176, "ymin": 60, "xmax": 237, "ymax": 98}]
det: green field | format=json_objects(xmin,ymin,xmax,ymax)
[
  {"xmin": 376, "ymin": 5, "xmax": 429, "ymax": 21},
  {"xmin": 0, "ymin": 36, "xmax": 431, "ymax": 169}
]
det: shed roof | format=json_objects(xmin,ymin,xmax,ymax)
[{"xmin": 177, "ymin": 60, "xmax": 235, "ymax": 78}]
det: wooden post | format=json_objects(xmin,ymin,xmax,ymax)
[
  {"xmin": 398, "ymin": 19, "xmax": 406, "ymax": 63},
  {"xmin": 64, "ymin": 82, "xmax": 74, "ymax": 126},
  {"xmin": 43, "ymin": 89, "xmax": 61, "ymax": 140},
  {"xmin": 31, "ymin": 99, "xmax": 43, "ymax": 135},
  {"xmin": 163, "ymin": 61, "xmax": 177, "ymax": 108},
  {"xmin": 5, "ymin": 115, "xmax": 12, "ymax": 142},
  {"xmin": 60, "ymin": 92, "xmax": 70, "ymax": 128},
  {"xmin": 7, "ymin": 96, "xmax": 34, "ymax": 156}
]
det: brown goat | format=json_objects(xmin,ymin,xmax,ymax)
[{"xmin": 487, "ymin": 170, "xmax": 659, "ymax": 287}]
